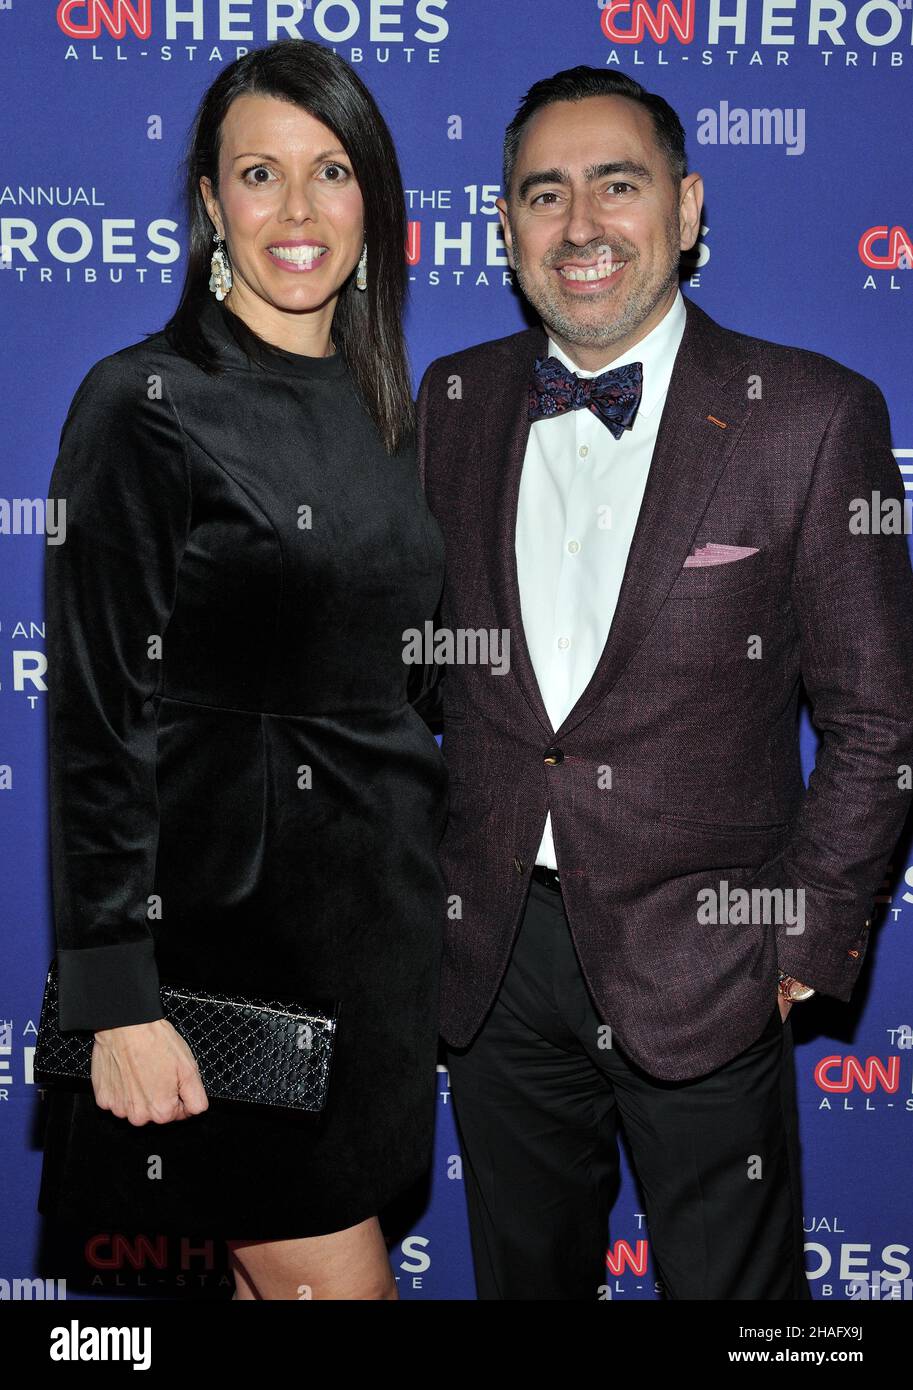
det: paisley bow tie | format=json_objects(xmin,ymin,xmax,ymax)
[{"xmin": 528, "ymin": 356, "xmax": 644, "ymax": 439}]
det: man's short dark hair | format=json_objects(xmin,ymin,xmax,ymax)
[{"xmin": 503, "ymin": 67, "xmax": 687, "ymax": 199}]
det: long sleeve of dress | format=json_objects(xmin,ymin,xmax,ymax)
[{"xmin": 45, "ymin": 354, "xmax": 191, "ymax": 1031}]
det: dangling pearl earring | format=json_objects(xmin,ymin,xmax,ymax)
[
  {"xmin": 209, "ymin": 231, "xmax": 233, "ymax": 301},
  {"xmin": 355, "ymin": 240, "xmax": 367, "ymax": 292}
]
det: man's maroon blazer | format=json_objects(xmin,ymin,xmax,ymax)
[{"xmin": 416, "ymin": 292, "xmax": 913, "ymax": 1080}]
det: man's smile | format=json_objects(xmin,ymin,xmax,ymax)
[{"xmin": 552, "ymin": 257, "xmax": 628, "ymax": 291}]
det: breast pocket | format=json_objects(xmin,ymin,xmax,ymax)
[
  {"xmin": 666, "ymin": 548, "xmax": 766, "ymax": 600},
  {"xmin": 658, "ymin": 812, "xmax": 792, "ymax": 835}
]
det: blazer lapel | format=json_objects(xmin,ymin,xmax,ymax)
[
  {"xmin": 478, "ymin": 294, "xmax": 755, "ymax": 742},
  {"xmin": 479, "ymin": 323, "xmax": 553, "ymax": 735},
  {"xmin": 553, "ymin": 296, "xmax": 755, "ymax": 740}
]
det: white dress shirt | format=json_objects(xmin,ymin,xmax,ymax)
[{"xmin": 515, "ymin": 287, "xmax": 687, "ymax": 870}]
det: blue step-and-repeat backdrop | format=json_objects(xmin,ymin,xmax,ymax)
[{"xmin": 2, "ymin": 0, "xmax": 911, "ymax": 1301}]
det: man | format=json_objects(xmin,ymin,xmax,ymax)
[{"xmin": 416, "ymin": 67, "xmax": 913, "ymax": 1300}]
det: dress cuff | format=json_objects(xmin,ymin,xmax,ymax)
[{"xmin": 56, "ymin": 940, "xmax": 164, "ymax": 1031}]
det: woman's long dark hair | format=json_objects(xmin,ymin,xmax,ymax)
[{"xmin": 162, "ymin": 39, "xmax": 413, "ymax": 455}]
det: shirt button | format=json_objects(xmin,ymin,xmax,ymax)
[
  {"xmin": 557, "ymin": 636, "xmax": 570, "ymax": 650},
  {"xmin": 567, "ymin": 540, "xmax": 580, "ymax": 554},
  {"xmin": 579, "ymin": 445, "xmax": 589, "ymax": 458}
]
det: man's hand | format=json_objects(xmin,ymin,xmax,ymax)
[{"xmin": 777, "ymin": 975, "xmax": 813, "ymax": 1021}]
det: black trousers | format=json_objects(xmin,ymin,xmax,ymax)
[{"xmin": 445, "ymin": 876, "xmax": 813, "ymax": 1300}]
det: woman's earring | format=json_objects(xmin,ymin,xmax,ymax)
[
  {"xmin": 355, "ymin": 240, "xmax": 367, "ymax": 292},
  {"xmin": 209, "ymin": 231, "xmax": 233, "ymax": 301}
]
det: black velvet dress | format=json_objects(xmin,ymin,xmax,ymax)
[{"xmin": 37, "ymin": 294, "xmax": 448, "ymax": 1239}]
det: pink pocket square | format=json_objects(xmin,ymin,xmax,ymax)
[{"xmin": 683, "ymin": 543, "xmax": 760, "ymax": 569}]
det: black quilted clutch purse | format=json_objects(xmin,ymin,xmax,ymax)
[{"xmin": 34, "ymin": 958, "xmax": 339, "ymax": 1113}]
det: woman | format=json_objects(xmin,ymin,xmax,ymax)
[{"xmin": 37, "ymin": 40, "xmax": 447, "ymax": 1301}]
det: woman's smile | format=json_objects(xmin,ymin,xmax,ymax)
[{"xmin": 265, "ymin": 241, "xmax": 330, "ymax": 273}]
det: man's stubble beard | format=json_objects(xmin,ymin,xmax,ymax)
[{"xmin": 509, "ymin": 216, "xmax": 682, "ymax": 353}]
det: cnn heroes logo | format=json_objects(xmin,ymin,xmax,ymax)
[
  {"xmin": 598, "ymin": 0, "xmax": 913, "ymax": 52},
  {"xmin": 59, "ymin": 0, "xmax": 449, "ymax": 62},
  {"xmin": 1, "ymin": 204, "xmax": 180, "ymax": 284}
]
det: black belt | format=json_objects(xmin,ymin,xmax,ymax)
[{"xmin": 531, "ymin": 864, "xmax": 562, "ymax": 893}]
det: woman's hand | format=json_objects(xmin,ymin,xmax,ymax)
[{"xmin": 90, "ymin": 1018, "xmax": 209, "ymax": 1124}]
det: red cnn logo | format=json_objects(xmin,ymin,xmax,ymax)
[
  {"xmin": 814, "ymin": 1055, "xmax": 900, "ymax": 1093},
  {"xmin": 601, "ymin": 0, "xmax": 694, "ymax": 44},
  {"xmin": 58, "ymin": 0, "xmax": 151, "ymax": 40},
  {"xmin": 86, "ymin": 1234, "xmax": 169, "ymax": 1269},
  {"xmin": 858, "ymin": 227, "xmax": 913, "ymax": 271},
  {"xmin": 605, "ymin": 1239, "xmax": 649, "ymax": 1276}
]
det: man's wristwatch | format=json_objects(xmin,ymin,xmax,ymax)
[{"xmin": 778, "ymin": 969, "xmax": 816, "ymax": 1002}]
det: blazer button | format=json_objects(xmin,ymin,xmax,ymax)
[
  {"xmin": 543, "ymin": 747, "xmax": 564, "ymax": 765},
  {"xmin": 513, "ymin": 856, "xmax": 525, "ymax": 873}
]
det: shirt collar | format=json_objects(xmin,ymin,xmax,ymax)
[{"xmin": 544, "ymin": 286, "xmax": 686, "ymax": 419}]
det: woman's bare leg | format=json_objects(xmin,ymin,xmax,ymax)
[
  {"xmin": 229, "ymin": 1247, "xmax": 261, "ymax": 1300},
  {"xmin": 227, "ymin": 1217, "xmax": 397, "ymax": 1301}
]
